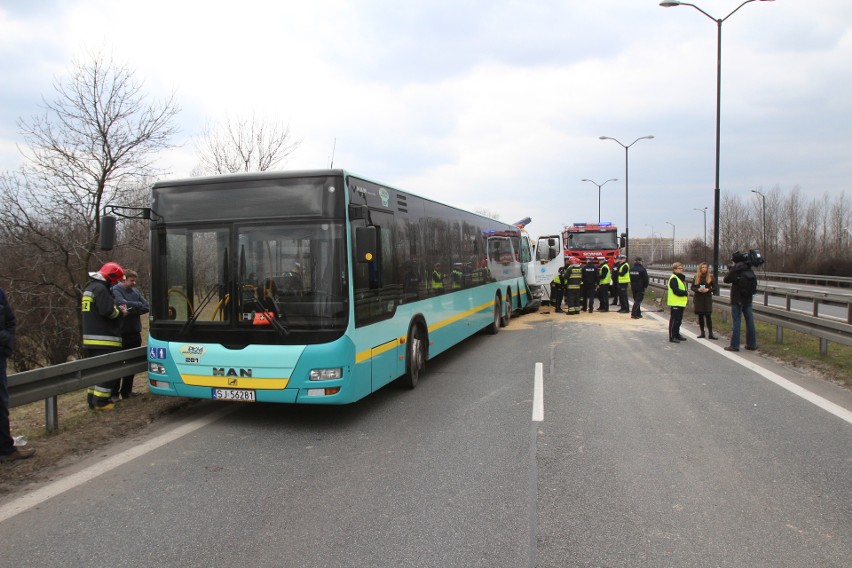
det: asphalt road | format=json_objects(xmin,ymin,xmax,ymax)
[{"xmin": 0, "ymin": 310, "xmax": 850, "ymax": 567}]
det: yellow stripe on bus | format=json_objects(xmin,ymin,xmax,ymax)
[
  {"xmin": 354, "ymin": 298, "xmax": 495, "ymax": 364},
  {"xmin": 355, "ymin": 337, "xmax": 401, "ymax": 364},
  {"xmin": 180, "ymin": 374, "xmax": 289, "ymax": 389}
]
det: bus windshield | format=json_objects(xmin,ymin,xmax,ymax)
[
  {"xmin": 152, "ymin": 221, "xmax": 348, "ymax": 344},
  {"xmin": 566, "ymin": 231, "xmax": 618, "ymax": 250}
]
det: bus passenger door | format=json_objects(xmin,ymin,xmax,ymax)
[{"xmin": 356, "ymin": 210, "xmax": 400, "ymax": 391}]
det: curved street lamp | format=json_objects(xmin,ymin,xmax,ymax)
[
  {"xmin": 660, "ymin": 0, "xmax": 775, "ymax": 293},
  {"xmin": 581, "ymin": 178, "xmax": 618, "ymax": 223},
  {"xmin": 598, "ymin": 135, "xmax": 654, "ymax": 260}
]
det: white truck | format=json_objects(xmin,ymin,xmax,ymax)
[{"xmin": 515, "ymin": 218, "xmax": 565, "ymax": 306}]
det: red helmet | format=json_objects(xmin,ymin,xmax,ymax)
[{"xmin": 98, "ymin": 262, "xmax": 125, "ymax": 284}]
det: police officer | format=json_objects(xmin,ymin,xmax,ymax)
[
  {"xmin": 629, "ymin": 257, "xmax": 649, "ymax": 319},
  {"xmin": 431, "ymin": 263, "xmax": 444, "ymax": 295},
  {"xmin": 550, "ymin": 267, "xmax": 566, "ymax": 313},
  {"xmin": 596, "ymin": 257, "xmax": 610, "ymax": 312},
  {"xmin": 82, "ymin": 262, "xmax": 127, "ymax": 410},
  {"xmin": 615, "ymin": 255, "xmax": 631, "ymax": 313},
  {"xmin": 565, "ymin": 257, "xmax": 583, "ymax": 315},
  {"xmin": 581, "ymin": 257, "xmax": 599, "ymax": 313}
]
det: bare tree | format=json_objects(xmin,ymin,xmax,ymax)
[
  {"xmin": 194, "ymin": 114, "xmax": 300, "ymax": 174},
  {"xmin": 473, "ymin": 208, "xmax": 501, "ymax": 221},
  {"xmin": 0, "ymin": 52, "xmax": 179, "ymax": 366}
]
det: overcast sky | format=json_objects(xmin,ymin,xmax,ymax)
[{"xmin": 1, "ymin": 1, "xmax": 850, "ymax": 243}]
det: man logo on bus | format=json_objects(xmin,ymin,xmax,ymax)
[
  {"xmin": 379, "ymin": 188, "xmax": 390, "ymax": 207},
  {"xmin": 213, "ymin": 367, "xmax": 253, "ymax": 378}
]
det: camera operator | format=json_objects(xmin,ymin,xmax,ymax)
[{"xmin": 723, "ymin": 251, "xmax": 759, "ymax": 352}]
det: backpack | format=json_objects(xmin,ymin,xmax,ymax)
[{"xmin": 738, "ymin": 268, "xmax": 758, "ymax": 299}]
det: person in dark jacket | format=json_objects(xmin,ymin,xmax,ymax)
[
  {"xmin": 580, "ymin": 258, "xmax": 599, "ymax": 313},
  {"xmin": 83, "ymin": 262, "xmax": 127, "ymax": 409},
  {"xmin": 690, "ymin": 262, "xmax": 718, "ymax": 339},
  {"xmin": 667, "ymin": 262, "xmax": 689, "ymax": 343},
  {"xmin": 723, "ymin": 252, "xmax": 757, "ymax": 352},
  {"xmin": 111, "ymin": 269, "xmax": 149, "ymax": 399},
  {"xmin": 565, "ymin": 257, "xmax": 583, "ymax": 315},
  {"xmin": 614, "ymin": 255, "xmax": 631, "ymax": 313},
  {"xmin": 0, "ymin": 288, "xmax": 36, "ymax": 462},
  {"xmin": 629, "ymin": 257, "xmax": 650, "ymax": 319},
  {"xmin": 596, "ymin": 257, "xmax": 610, "ymax": 312}
]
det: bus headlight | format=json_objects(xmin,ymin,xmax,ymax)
[
  {"xmin": 149, "ymin": 362, "xmax": 167, "ymax": 374},
  {"xmin": 309, "ymin": 368, "xmax": 342, "ymax": 381}
]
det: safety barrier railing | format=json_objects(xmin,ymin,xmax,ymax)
[
  {"xmin": 8, "ymin": 346, "xmax": 147, "ymax": 432},
  {"xmin": 647, "ymin": 276, "xmax": 852, "ymax": 354}
]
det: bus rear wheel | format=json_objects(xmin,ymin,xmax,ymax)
[
  {"xmin": 485, "ymin": 294, "xmax": 501, "ymax": 335},
  {"xmin": 500, "ymin": 287, "xmax": 512, "ymax": 327},
  {"xmin": 401, "ymin": 323, "xmax": 427, "ymax": 389}
]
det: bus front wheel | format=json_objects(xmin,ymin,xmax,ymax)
[{"xmin": 401, "ymin": 323, "xmax": 427, "ymax": 389}]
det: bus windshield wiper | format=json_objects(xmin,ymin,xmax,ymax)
[{"xmin": 179, "ymin": 284, "xmax": 221, "ymax": 336}]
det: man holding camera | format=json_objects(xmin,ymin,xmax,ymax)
[{"xmin": 723, "ymin": 251, "xmax": 760, "ymax": 352}]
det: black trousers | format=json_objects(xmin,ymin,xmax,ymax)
[
  {"xmin": 581, "ymin": 284, "xmax": 597, "ymax": 311},
  {"xmin": 631, "ymin": 288, "xmax": 645, "ymax": 316},
  {"xmin": 617, "ymin": 284, "xmax": 629, "ymax": 310},
  {"xmin": 669, "ymin": 306, "xmax": 685, "ymax": 339},
  {"xmin": 117, "ymin": 332, "xmax": 142, "ymax": 398},
  {"xmin": 596, "ymin": 284, "xmax": 610, "ymax": 310}
]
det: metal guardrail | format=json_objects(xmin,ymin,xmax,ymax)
[
  {"xmin": 8, "ymin": 346, "xmax": 147, "ymax": 431},
  {"xmin": 648, "ymin": 266, "xmax": 852, "ymax": 289},
  {"xmin": 647, "ymin": 276, "xmax": 852, "ymax": 354}
]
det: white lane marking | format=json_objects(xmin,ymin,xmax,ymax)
[
  {"xmin": 533, "ymin": 362, "xmax": 544, "ymax": 422},
  {"xmin": 646, "ymin": 311, "xmax": 852, "ymax": 425},
  {"xmin": 0, "ymin": 404, "xmax": 238, "ymax": 524}
]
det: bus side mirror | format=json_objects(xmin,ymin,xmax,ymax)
[
  {"xmin": 620, "ymin": 233, "xmax": 626, "ymax": 248},
  {"xmin": 100, "ymin": 216, "xmax": 116, "ymax": 251},
  {"xmin": 355, "ymin": 226, "xmax": 378, "ymax": 263}
]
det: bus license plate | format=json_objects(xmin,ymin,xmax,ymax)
[{"xmin": 212, "ymin": 388, "xmax": 256, "ymax": 402}]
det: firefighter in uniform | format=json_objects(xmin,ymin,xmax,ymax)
[
  {"xmin": 596, "ymin": 257, "xmax": 610, "ymax": 312},
  {"xmin": 581, "ymin": 257, "xmax": 599, "ymax": 313},
  {"xmin": 550, "ymin": 267, "xmax": 566, "ymax": 312},
  {"xmin": 565, "ymin": 257, "xmax": 583, "ymax": 315},
  {"xmin": 615, "ymin": 255, "xmax": 631, "ymax": 313},
  {"xmin": 82, "ymin": 262, "xmax": 127, "ymax": 410}
]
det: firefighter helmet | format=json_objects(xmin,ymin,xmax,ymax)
[{"xmin": 98, "ymin": 262, "xmax": 125, "ymax": 284}]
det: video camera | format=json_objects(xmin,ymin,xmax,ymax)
[{"xmin": 731, "ymin": 249, "xmax": 765, "ymax": 267}]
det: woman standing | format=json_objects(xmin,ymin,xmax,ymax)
[{"xmin": 690, "ymin": 262, "xmax": 718, "ymax": 339}]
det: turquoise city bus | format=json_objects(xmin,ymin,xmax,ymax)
[{"xmin": 143, "ymin": 169, "xmax": 534, "ymax": 404}]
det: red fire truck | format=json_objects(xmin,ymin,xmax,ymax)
[{"xmin": 562, "ymin": 222, "xmax": 624, "ymax": 267}]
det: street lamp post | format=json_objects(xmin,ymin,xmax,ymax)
[
  {"xmin": 581, "ymin": 178, "xmax": 618, "ymax": 223},
  {"xmin": 751, "ymin": 189, "xmax": 766, "ymax": 255},
  {"xmin": 693, "ymin": 206, "xmax": 708, "ymax": 251},
  {"xmin": 660, "ymin": 0, "xmax": 774, "ymax": 294},
  {"xmin": 598, "ymin": 135, "xmax": 654, "ymax": 261},
  {"xmin": 665, "ymin": 221, "xmax": 676, "ymax": 261}
]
